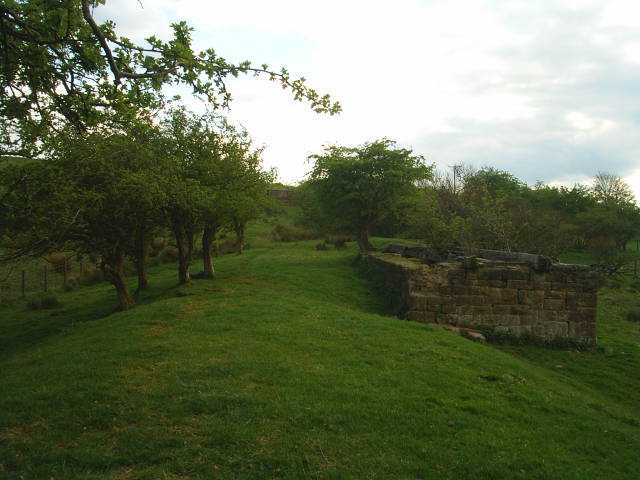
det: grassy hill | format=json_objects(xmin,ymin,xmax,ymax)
[{"xmin": 1, "ymin": 217, "xmax": 639, "ymax": 479}]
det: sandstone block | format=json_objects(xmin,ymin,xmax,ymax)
[
  {"xmin": 507, "ymin": 279, "xmax": 529, "ymax": 289},
  {"xmin": 477, "ymin": 268, "xmax": 504, "ymax": 281},
  {"xmin": 504, "ymin": 269, "xmax": 530, "ymax": 280},
  {"xmin": 425, "ymin": 295, "xmax": 454, "ymax": 305},
  {"xmin": 544, "ymin": 298, "xmax": 565, "ymax": 310},
  {"xmin": 442, "ymin": 304, "xmax": 458, "ymax": 314},
  {"xmin": 545, "ymin": 290, "xmax": 566, "ymax": 300},
  {"xmin": 409, "ymin": 294, "xmax": 427, "ymax": 310},
  {"xmin": 518, "ymin": 290, "xmax": 545, "ymax": 306},
  {"xmin": 472, "ymin": 306, "xmax": 492, "ymax": 315}
]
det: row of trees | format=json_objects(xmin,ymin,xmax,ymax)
[
  {"xmin": 300, "ymin": 140, "xmax": 639, "ymax": 273},
  {"xmin": 0, "ymin": 108, "xmax": 273, "ymax": 310},
  {"xmin": 1, "ymin": 1, "xmax": 340, "ymax": 310}
]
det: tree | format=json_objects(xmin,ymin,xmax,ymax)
[
  {"xmin": 592, "ymin": 172, "xmax": 636, "ymax": 207},
  {"xmin": 0, "ymin": 126, "xmax": 166, "ymax": 310},
  {"xmin": 307, "ymin": 139, "xmax": 432, "ymax": 252},
  {"xmin": 0, "ymin": 0, "xmax": 340, "ymax": 157}
]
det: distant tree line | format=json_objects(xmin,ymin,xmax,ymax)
[{"xmin": 300, "ymin": 142, "xmax": 640, "ymax": 273}]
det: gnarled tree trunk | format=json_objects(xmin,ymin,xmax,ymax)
[
  {"xmin": 201, "ymin": 222, "xmax": 217, "ymax": 278},
  {"xmin": 134, "ymin": 228, "xmax": 149, "ymax": 291},
  {"xmin": 357, "ymin": 225, "xmax": 373, "ymax": 253},
  {"xmin": 101, "ymin": 246, "xmax": 135, "ymax": 310},
  {"xmin": 234, "ymin": 219, "xmax": 245, "ymax": 255},
  {"xmin": 175, "ymin": 224, "xmax": 195, "ymax": 284}
]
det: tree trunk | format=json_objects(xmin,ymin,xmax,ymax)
[
  {"xmin": 234, "ymin": 220, "xmax": 245, "ymax": 255},
  {"xmin": 175, "ymin": 225, "xmax": 195, "ymax": 284},
  {"xmin": 201, "ymin": 223, "xmax": 216, "ymax": 278},
  {"xmin": 134, "ymin": 228, "xmax": 149, "ymax": 291},
  {"xmin": 101, "ymin": 247, "xmax": 135, "ymax": 310},
  {"xmin": 357, "ymin": 225, "xmax": 373, "ymax": 253}
]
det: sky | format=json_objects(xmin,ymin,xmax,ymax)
[{"xmin": 97, "ymin": 0, "xmax": 640, "ymax": 198}]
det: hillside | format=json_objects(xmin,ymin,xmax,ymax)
[{"xmin": 1, "ymin": 222, "xmax": 639, "ymax": 479}]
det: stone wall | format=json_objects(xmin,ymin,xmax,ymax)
[{"xmin": 366, "ymin": 251, "xmax": 599, "ymax": 344}]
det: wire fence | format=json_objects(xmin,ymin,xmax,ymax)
[{"xmin": 0, "ymin": 256, "xmax": 98, "ymax": 302}]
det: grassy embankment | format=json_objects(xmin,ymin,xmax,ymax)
[{"xmin": 1, "ymin": 209, "xmax": 639, "ymax": 479}]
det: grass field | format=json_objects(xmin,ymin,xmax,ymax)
[{"xmin": 1, "ymin": 216, "xmax": 639, "ymax": 479}]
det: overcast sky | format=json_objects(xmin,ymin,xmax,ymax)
[{"xmin": 97, "ymin": 0, "xmax": 640, "ymax": 198}]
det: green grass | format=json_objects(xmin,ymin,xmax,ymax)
[{"xmin": 1, "ymin": 223, "xmax": 639, "ymax": 479}]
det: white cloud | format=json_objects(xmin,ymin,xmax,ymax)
[{"xmin": 97, "ymin": 0, "xmax": 640, "ymax": 200}]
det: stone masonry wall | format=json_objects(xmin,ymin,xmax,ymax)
[{"xmin": 366, "ymin": 253, "xmax": 599, "ymax": 344}]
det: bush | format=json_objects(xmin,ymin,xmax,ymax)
[
  {"xmin": 151, "ymin": 237, "xmax": 168, "ymax": 250},
  {"xmin": 215, "ymin": 240, "xmax": 237, "ymax": 256},
  {"xmin": 27, "ymin": 295, "xmax": 61, "ymax": 310},
  {"xmin": 76, "ymin": 268, "xmax": 105, "ymax": 286},
  {"xmin": 315, "ymin": 242, "xmax": 328, "ymax": 251},
  {"xmin": 161, "ymin": 246, "xmax": 180, "ymax": 261},
  {"xmin": 626, "ymin": 309, "xmax": 640, "ymax": 322},
  {"xmin": 334, "ymin": 237, "xmax": 348, "ymax": 250},
  {"xmin": 271, "ymin": 225, "xmax": 319, "ymax": 242}
]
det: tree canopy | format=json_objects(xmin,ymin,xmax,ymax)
[
  {"xmin": 306, "ymin": 139, "xmax": 433, "ymax": 252},
  {"xmin": 0, "ymin": 0, "xmax": 340, "ymax": 156}
]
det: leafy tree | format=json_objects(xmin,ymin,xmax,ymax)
[
  {"xmin": 0, "ymin": 127, "xmax": 166, "ymax": 309},
  {"xmin": 0, "ymin": 0, "xmax": 340, "ymax": 157},
  {"xmin": 307, "ymin": 139, "xmax": 432, "ymax": 252},
  {"xmin": 592, "ymin": 172, "xmax": 636, "ymax": 207}
]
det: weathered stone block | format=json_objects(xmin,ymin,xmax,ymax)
[
  {"xmin": 425, "ymin": 295, "xmax": 454, "ymax": 305},
  {"xmin": 427, "ymin": 303, "xmax": 442, "ymax": 312},
  {"xmin": 547, "ymin": 321, "xmax": 568, "ymax": 337},
  {"xmin": 472, "ymin": 306, "xmax": 492, "ymax": 315},
  {"xmin": 519, "ymin": 313, "xmax": 539, "ymax": 325},
  {"xmin": 409, "ymin": 294, "xmax": 427, "ymax": 310},
  {"xmin": 477, "ymin": 268, "xmax": 504, "ymax": 280},
  {"xmin": 456, "ymin": 314, "xmax": 474, "ymax": 326},
  {"xmin": 544, "ymin": 298, "xmax": 565, "ymax": 310},
  {"xmin": 492, "ymin": 305, "xmax": 511, "ymax": 314},
  {"xmin": 489, "ymin": 287, "xmax": 518, "ymax": 304},
  {"xmin": 507, "ymin": 279, "xmax": 529, "ymax": 289},
  {"xmin": 518, "ymin": 290, "xmax": 545, "ymax": 306},
  {"xmin": 541, "ymin": 310, "xmax": 557, "ymax": 322},
  {"xmin": 568, "ymin": 307, "xmax": 596, "ymax": 323},
  {"xmin": 441, "ymin": 304, "xmax": 458, "ymax": 314},
  {"xmin": 545, "ymin": 290, "xmax": 566, "ymax": 300},
  {"xmin": 450, "ymin": 285, "xmax": 468, "ymax": 295},
  {"xmin": 470, "ymin": 286, "xmax": 489, "ymax": 296},
  {"xmin": 504, "ymin": 269, "xmax": 530, "ymax": 280}
]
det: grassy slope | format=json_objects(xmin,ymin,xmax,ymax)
[{"xmin": 0, "ymin": 218, "xmax": 639, "ymax": 479}]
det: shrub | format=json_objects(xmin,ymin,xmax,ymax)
[
  {"xmin": 271, "ymin": 224, "xmax": 318, "ymax": 242},
  {"xmin": 76, "ymin": 268, "xmax": 105, "ymax": 286},
  {"xmin": 151, "ymin": 237, "xmax": 168, "ymax": 250},
  {"xmin": 626, "ymin": 309, "xmax": 640, "ymax": 322},
  {"xmin": 315, "ymin": 242, "xmax": 328, "ymax": 251},
  {"xmin": 215, "ymin": 240, "xmax": 237, "ymax": 256},
  {"xmin": 334, "ymin": 237, "xmax": 348, "ymax": 250},
  {"xmin": 161, "ymin": 246, "xmax": 180, "ymax": 261},
  {"xmin": 27, "ymin": 295, "xmax": 61, "ymax": 310}
]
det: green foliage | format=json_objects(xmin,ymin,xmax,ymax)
[
  {"xmin": 626, "ymin": 309, "xmax": 640, "ymax": 322},
  {"xmin": 306, "ymin": 139, "xmax": 433, "ymax": 251},
  {"xmin": 0, "ymin": 0, "xmax": 339, "ymax": 157},
  {"xmin": 26, "ymin": 295, "xmax": 61, "ymax": 311}
]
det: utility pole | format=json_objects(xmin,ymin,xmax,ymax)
[{"xmin": 449, "ymin": 164, "xmax": 461, "ymax": 194}]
